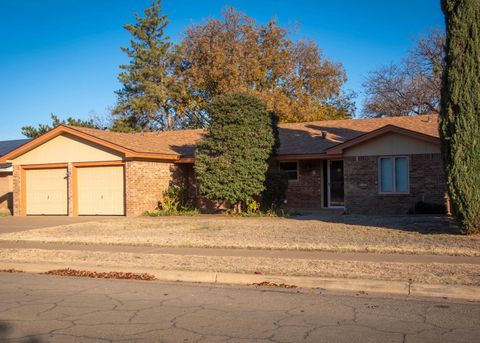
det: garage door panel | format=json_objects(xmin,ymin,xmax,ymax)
[
  {"xmin": 26, "ymin": 168, "xmax": 68, "ymax": 215},
  {"xmin": 77, "ymin": 166, "xmax": 124, "ymax": 215}
]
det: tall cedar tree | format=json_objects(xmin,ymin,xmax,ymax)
[
  {"xmin": 441, "ymin": 0, "xmax": 480, "ymax": 234},
  {"xmin": 194, "ymin": 93, "xmax": 276, "ymax": 212},
  {"xmin": 22, "ymin": 114, "xmax": 98, "ymax": 138},
  {"xmin": 113, "ymin": 0, "xmax": 188, "ymax": 131},
  {"xmin": 181, "ymin": 8, "xmax": 354, "ymax": 124}
]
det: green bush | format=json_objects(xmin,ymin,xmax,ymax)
[
  {"xmin": 194, "ymin": 93, "xmax": 276, "ymax": 213},
  {"xmin": 261, "ymin": 170, "xmax": 288, "ymax": 211}
]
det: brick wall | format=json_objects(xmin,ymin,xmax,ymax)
[
  {"xmin": 0, "ymin": 173, "xmax": 13, "ymax": 214},
  {"xmin": 12, "ymin": 166, "xmax": 21, "ymax": 216},
  {"xmin": 125, "ymin": 160, "xmax": 177, "ymax": 216},
  {"xmin": 344, "ymin": 153, "xmax": 446, "ymax": 214},
  {"xmin": 284, "ymin": 160, "xmax": 323, "ymax": 209}
]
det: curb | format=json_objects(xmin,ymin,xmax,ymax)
[{"xmin": 1, "ymin": 261, "xmax": 479, "ymax": 301}]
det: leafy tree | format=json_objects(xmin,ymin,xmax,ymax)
[
  {"xmin": 440, "ymin": 0, "xmax": 480, "ymax": 234},
  {"xmin": 194, "ymin": 93, "xmax": 276, "ymax": 212},
  {"xmin": 363, "ymin": 30, "xmax": 445, "ymax": 117},
  {"xmin": 21, "ymin": 114, "xmax": 98, "ymax": 138},
  {"xmin": 181, "ymin": 8, "xmax": 353, "ymax": 123},
  {"xmin": 113, "ymin": 0, "xmax": 189, "ymax": 131}
]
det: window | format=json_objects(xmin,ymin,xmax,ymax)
[
  {"xmin": 279, "ymin": 161, "xmax": 298, "ymax": 181},
  {"xmin": 379, "ymin": 157, "xmax": 409, "ymax": 193}
]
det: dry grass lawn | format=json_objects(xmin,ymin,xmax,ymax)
[
  {"xmin": 0, "ymin": 248, "xmax": 478, "ymax": 286},
  {"xmin": 0, "ymin": 214, "xmax": 479, "ymax": 256}
]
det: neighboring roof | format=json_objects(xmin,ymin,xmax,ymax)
[
  {"xmin": 0, "ymin": 114, "xmax": 440, "ymax": 162},
  {"xmin": 0, "ymin": 139, "xmax": 30, "ymax": 157}
]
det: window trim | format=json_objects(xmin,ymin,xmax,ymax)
[
  {"xmin": 378, "ymin": 156, "xmax": 410, "ymax": 194},
  {"xmin": 279, "ymin": 161, "xmax": 299, "ymax": 182}
]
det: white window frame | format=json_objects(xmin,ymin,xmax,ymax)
[
  {"xmin": 378, "ymin": 156, "xmax": 410, "ymax": 194},
  {"xmin": 279, "ymin": 161, "xmax": 299, "ymax": 182}
]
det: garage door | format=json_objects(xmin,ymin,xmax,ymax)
[
  {"xmin": 77, "ymin": 166, "xmax": 124, "ymax": 215},
  {"xmin": 26, "ymin": 168, "xmax": 68, "ymax": 215}
]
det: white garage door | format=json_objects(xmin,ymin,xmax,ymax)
[
  {"xmin": 77, "ymin": 166, "xmax": 124, "ymax": 215},
  {"xmin": 26, "ymin": 168, "xmax": 68, "ymax": 215}
]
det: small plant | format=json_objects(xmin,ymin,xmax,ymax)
[
  {"xmin": 161, "ymin": 186, "xmax": 181, "ymax": 215},
  {"xmin": 246, "ymin": 199, "xmax": 260, "ymax": 214},
  {"xmin": 144, "ymin": 186, "xmax": 200, "ymax": 216},
  {"xmin": 0, "ymin": 209, "xmax": 11, "ymax": 217}
]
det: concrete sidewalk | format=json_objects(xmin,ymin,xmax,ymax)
[{"xmin": 0, "ymin": 241, "xmax": 479, "ymax": 264}]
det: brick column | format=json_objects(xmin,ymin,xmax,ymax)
[
  {"xmin": 67, "ymin": 162, "xmax": 74, "ymax": 216},
  {"xmin": 12, "ymin": 165, "xmax": 22, "ymax": 216}
]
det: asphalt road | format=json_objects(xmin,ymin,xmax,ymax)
[{"xmin": 0, "ymin": 273, "xmax": 479, "ymax": 343}]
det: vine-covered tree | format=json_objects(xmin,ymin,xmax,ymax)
[
  {"xmin": 21, "ymin": 114, "xmax": 98, "ymax": 138},
  {"xmin": 440, "ymin": 0, "xmax": 480, "ymax": 234},
  {"xmin": 113, "ymin": 0, "xmax": 189, "ymax": 131},
  {"xmin": 363, "ymin": 30, "xmax": 445, "ymax": 117},
  {"xmin": 194, "ymin": 93, "xmax": 276, "ymax": 212}
]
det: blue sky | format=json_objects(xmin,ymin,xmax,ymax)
[{"xmin": 0, "ymin": 0, "xmax": 444, "ymax": 140}]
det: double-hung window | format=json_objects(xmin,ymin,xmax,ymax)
[
  {"xmin": 379, "ymin": 157, "xmax": 409, "ymax": 193},
  {"xmin": 279, "ymin": 161, "xmax": 299, "ymax": 181}
]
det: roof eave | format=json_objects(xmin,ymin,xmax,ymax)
[{"xmin": 325, "ymin": 125, "xmax": 440, "ymax": 155}]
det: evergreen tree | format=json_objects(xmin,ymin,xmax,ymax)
[
  {"xmin": 22, "ymin": 114, "xmax": 98, "ymax": 138},
  {"xmin": 441, "ymin": 0, "xmax": 480, "ymax": 234},
  {"xmin": 113, "ymin": 0, "xmax": 188, "ymax": 131},
  {"xmin": 194, "ymin": 93, "xmax": 276, "ymax": 212}
]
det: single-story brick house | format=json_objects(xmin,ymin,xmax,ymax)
[
  {"xmin": 0, "ymin": 139, "xmax": 31, "ymax": 214},
  {"xmin": 0, "ymin": 114, "xmax": 446, "ymax": 216}
]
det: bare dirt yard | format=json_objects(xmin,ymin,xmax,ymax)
[{"xmin": 0, "ymin": 214, "xmax": 478, "ymax": 256}]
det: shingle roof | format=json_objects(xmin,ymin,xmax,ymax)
[
  {"xmin": 0, "ymin": 139, "xmax": 30, "ymax": 157},
  {"xmin": 67, "ymin": 114, "xmax": 439, "ymax": 158}
]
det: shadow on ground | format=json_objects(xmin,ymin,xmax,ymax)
[
  {"xmin": 290, "ymin": 211, "xmax": 461, "ymax": 235},
  {"xmin": 0, "ymin": 320, "xmax": 44, "ymax": 343}
]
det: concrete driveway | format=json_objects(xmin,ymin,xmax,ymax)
[{"xmin": 0, "ymin": 216, "xmax": 112, "ymax": 234}]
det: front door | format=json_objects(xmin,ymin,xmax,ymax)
[{"xmin": 328, "ymin": 160, "xmax": 344, "ymax": 207}]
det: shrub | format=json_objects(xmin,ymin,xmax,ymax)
[
  {"xmin": 194, "ymin": 93, "xmax": 276, "ymax": 213},
  {"xmin": 261, "ymin": 170, "xmax": 288, "ymax": 211}
]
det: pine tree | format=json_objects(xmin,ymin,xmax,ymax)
[
  {"xmin": 441, "ymin": 0, "xmax": 480, "ymax": 234},
  {"xmin": 113, "ymin": 0, "xmax": 187, "ymax": 131},
  {"xmin": 22, "ymin": 114, "xmax": 98, "ymax": 138},
  {"xmin": 194, "ymin": 93, "xmax": 276, "ymax": 212}
]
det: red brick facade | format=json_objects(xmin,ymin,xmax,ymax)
[
  {"xmin": 125, "ymin": 160, "xmax": 176, "ymax": 216},
  {"xmin": 0, "ymin": 173, "xmax": 13, "ymax": 214},
  {"xmin": 283, "ymin": 160, "xmax": 324, "ymax": 209},
  {"xmin": 344, "ymin": 153, "xmax": 446, "ymax": 214},
  {"xmin": 12, "ymin": 166, "xmax": 21, "ymax": 216}
]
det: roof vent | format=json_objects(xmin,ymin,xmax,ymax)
[{"xmin": 321, "ymin": 131, "xmax": 328, "ymax": 139}]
